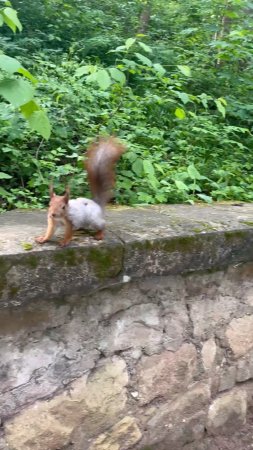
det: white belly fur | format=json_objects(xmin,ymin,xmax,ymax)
[{"xmin": 67, "ymin": 198, "xmax": 105, "ymax": 231}]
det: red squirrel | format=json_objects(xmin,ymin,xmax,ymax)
[{"xmin": 35, "ymin": 136, "xmax": 125, "ymax": 247}]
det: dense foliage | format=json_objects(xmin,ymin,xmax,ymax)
[{"xmin": 1, "ymin": 0, "xmax": 253, "ymax": 210}]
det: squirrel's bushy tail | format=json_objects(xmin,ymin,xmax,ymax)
[{"xmin": 85, "ymin": 136, "xmax": 125, "ymax": 207}]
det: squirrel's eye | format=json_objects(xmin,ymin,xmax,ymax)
[{"xmin": 62, "ymin": 205, "xmax": 65, "ymax": 209}]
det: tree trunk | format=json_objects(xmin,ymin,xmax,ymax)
[{"xmin": 138, "ymin": 1, "xmax": 152, "ymax": 34}]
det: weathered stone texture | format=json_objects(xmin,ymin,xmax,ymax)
[
  {"xmin": 189, "ymin": 294, "xmax": 238, "ymax": 339},
  {"xmin": 207, "ymin": 389, "xmax": 247, "ymax": 435},
  {"xmin": 136, "ymin": 344, "xmax": 198, "ymax": 405},
  {"xmin": 98, "ymin": 303, "xmax": 163, "ymax": 356},
  {"xmin": 236, "ymin": 349, "xmax": 253, "ymax": 382},
  {"xmin": 1, "ymin": 210, "xmax": 253, "ymax": 450},
  {"xmin": 163, "ymin": 301, "xmax": 189, "ymax": 352},
  {"xmin": 226, "ymin": 315, "xmax": 253, "ymax": 357},
  {"xmin": 89, "ymin": 416, "xmax": 142, "ymax": 450},
  {"xmin": 87, "ymin": 284, "xmax": 150, "ymax": 320},
  {"xmin": 201, "ymin": 339, "xmax": 217, "ymax": 372},
  {"xmin": 218, "ymin": 366, "xmax": 236, "ymax": 392},
  {"xmin": 142, "ymin": 383, "xmax": 210, "ymax": 449},
  {"xmin": 5, "ymin": 358, "xmax": 128, "ymax": 450},
  {"xmin": 0, "ymin": 302, "xmax": 101, "ymax": 418}
]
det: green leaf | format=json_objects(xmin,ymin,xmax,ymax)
[
  {"xmin": 28, "ymin": 110, "xmax": 51, "ymax": 140},
  {"xmin": 138, "ymin": 42, "xmax": 152, "ymax": 53},
  {"xmin": 3, "ymin": 7, "xmax": 22, "ymax": 32},
  {"xmin": 175, "ymin": 180, "xmax": 189, "ymax": 191},
  {"xmin": 215, "ymin": 99, "xmax": 226, "ymax": 117},
  {"xmin": 0, "ymin": 54, "xmax": 20, "ymax": 73},
  {"xmin": 137, "ymin": 192, "xmax": 154, "ymax": 203},
  {"xmin": 199, "ymin": 93, "xmax": 209, "ymax": 109},
  {"xmin": 125, "ymin": 37, "xmax": 136, "ymax": 50},
  {"xmin": 197, "ymin": 193, "xmax": 212, "ymax": 203},
  {"xmin": 187, "ymin": 164, "xmax": 201, "ymax": 180},
  {"xmin": 75, "ymin": 65, "xmax": 91, "ymax": 77},
  {"xmin": 143, "ymin": 159, "xmax": 155, "ymax": 176},
  {"xmin": 0, "ymin": 186, "xmax": 10, "ymax": 197},
  {"xmin": 86, "ymin": 72, "xmax": 98, "ymax": 83},
  {"xmin": 148, "ymin": 175, "xmax": 159, "ymax": 189},
  {"xmin": 135, "ymin": 53, "xmax": 152, "ymax": 67},
  {"xmin": 143, "ymin": 160, "xmax": 159, "ymax": 189},
  {"xmin": 20, "ymin": 100, "xmax": 40, "ymax": 119},
  {"xmin": 189, "ymin": 183, "xmax": 201, "ymax": 191},
  {"xmin": 122, "ymin": 58, "xmax": 136, "ymax": 69},
  {"xmin": 0, "ymin": 13, "xmax": 4, "ymax": 26},
  {"xmin": 0, "ymin": 171, "xmax": 12, "ymax": 179},
  {"xmin": 96, "ymin": 69, "xmax": 111, "ymax": 90},
  {"xmin": 132, "ymin": 158, "xmax": 143, "ymax": 176},
  {"xmin": 21, "ymin": 242, "xmax": 33, "ymax": 251},
  {"xmin": 154, "ymin": 163, "xmax": 165, "ymax": 175},
  {"xmin": 109, "ymin": 45, "xmax": 126, "ymax": 53},
  {"xmin": 218, "ymin": 97, "xmax": 227, "ymax": 106},
  {"xmin": 0, "ymin": 78, "xmax": 34, "ymax": 107},
  {"xmin": 0, "ymin": 55, "xmax": 37, "ymax": 83},
  {"xmin": 177, "ymin": 92, "xmax": 190, "ymax": 105},
  {"xmin": 109, "ymin": 68, "xmax": 126, "ymax": 85},
  {"xmin": 177, "ymin": 65, "xmax": 191, "ymax": 77},
  {"xmin": 153, "ymin": 63, "xmax": 166, "ymax": 76},
  {"xmin": 175, "ymin": 108, "xmax": 186, "ymax": 119},
  {"xmin": 155, "ymin": 193, "xmax": 167, "ymax": 202},
  {"xmin": 17, "ymin": 68, "xmax": 37, "ymax": 84}
]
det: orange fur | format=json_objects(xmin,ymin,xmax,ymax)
[
  {"xmin": 35, "ymin": 136, "xmax": 125, "ymax": 246},
  {"xmin": 85, "ymin": 136, "xmax": 125, "ymax": 207},
  {"xmin": 94, "ymin": 229, "xmax": 105, "ymax": 240},
  {"xmin": 35, "ymin": 189, "xmax": 71, "ymax": 245}
]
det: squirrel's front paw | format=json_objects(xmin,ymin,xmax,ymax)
[{"xmin": 35, "ymin": 236, "xmax": 47, "ymax": 244}]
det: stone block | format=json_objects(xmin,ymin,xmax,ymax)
[
  {"xmin": 226, "ymin": 315, "xmax": 253, "ymax": 357},
  {"xmin": 201, "ymin": 339, "xmax": 217, "ymax": 372},
  {"xmin": 189, "ymin": 295, "xmax": 238, "ymax": 339},
  {"xmin": 242, "ymin": 381, "xmax": 253, "ymax": 408},
  {"xmin": 87, "ymin": 283, "xmax": 150, "ymax": 321},
  {"xmin": 243, "ymin": 285, "xmax": 253, "ymax": 306},
  {"xmin": 163, "ymin": 316, "xmax": 188, "ymax": 351},
  {"xmin": 236, "ymin": 349, "xmax": 253, "ymax": 382},
  {"xmin": 207, "ymin": 389, "xmax": 247, "ymax": 435},
  {"xmin": 143, "ymin": 383, "xmax": 210, "ymax": 448},
  {"xmin": 0, "ymin": 337, "xmax": 63, "ymax": 393},
  {"xmin": 163, "ymin": 299, "xmax": 189, "ymax": 352},
  {"xmin": 218, "ymin": 366, "xmax": 236, "ymax": 392},
  {"xmin": 5, "ymin": 358, "xmax": 128, "ymax": 450},
  {"xmin": 98, "ymin": 303, "xmax": 163, "ymax": 356},
  {"xmin": 0, "ymin": 310, "xmax": 100, "ymax": 418},
  {"xmin": 136, "ymin": 343, "xmax": 198, "ymax": 405},
  {"xmin": 89, "ymin": 416, "xmax": 142, "ymax": 450}
]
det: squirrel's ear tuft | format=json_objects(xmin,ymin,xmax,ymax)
[
  {"xmin": 63, "ymin": 186, "xmax": 70, "ymax": 203},
  {"xmin": 49, "ymin": 183, "xmax": 55, "ymax": 199}
]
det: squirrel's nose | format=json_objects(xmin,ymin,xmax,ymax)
[{"xmin": 51, "ymin": 213, "xmax": 56, "ymax": 218}]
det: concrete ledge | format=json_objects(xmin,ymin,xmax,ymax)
[{"xmin": 1, "ymin": 203, "xmax": 253, "ymax": 307}]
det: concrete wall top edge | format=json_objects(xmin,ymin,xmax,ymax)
[{"xmin": 1, "ymin": 203, "xmax": 253, "ymax": 307}]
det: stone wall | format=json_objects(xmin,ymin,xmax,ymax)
[{"xmin": 2, "ymin": 205, "xmax": 253, "ymax": 450}]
